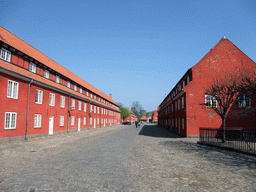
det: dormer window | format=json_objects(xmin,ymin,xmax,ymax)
[
  {"xmin": 80, "ymin": 87, "xmax": 82, "ymax": 94},
  {"xmin": 74, "ymin": 85, "xmax": 77, "ymax": 91},
  {"xmin": 67, "ymin": 81, "xmax": 70, "ymax": 88},
  {"xmin": 183, "ymin": 80, "xmax": 185, "ymax": 88},
  {"xmin": 87, "ymin": 91, "xmax": 89, "ymax": 96},
  {"xmin": 44, "ymin": 69, "xmax": 50, "ymax": 79},
  {"xmin": 1, "ymin": 48, "xmax": 11, "ymax": 62},
  {"xmin": 55, "ymin": 75, "xmax": 60, "ymax": 83},
  {"xmin": 29, "ymin": 62, "xmax": 37, "ymax": 73},
  {"xmin": 187, "ymin": 76, "xmax": 190, "ymax": 84}
]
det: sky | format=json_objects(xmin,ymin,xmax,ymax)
[{"xmin": 1, "ymin": 0, "xmax": 256, "ymax": 112}]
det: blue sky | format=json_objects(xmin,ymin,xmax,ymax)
[{"xmin": 1, "ymin": 0, "xmax": 256, "ymax": 111}]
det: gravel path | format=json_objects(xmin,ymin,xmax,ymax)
[{"xmin": 0, "ymin": 124, "xmax": 256, "ymax": 191}]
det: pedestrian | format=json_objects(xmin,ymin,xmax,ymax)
[{"xmin": 135, "ymin": 121, "xmax": 138, "ymax": 128}]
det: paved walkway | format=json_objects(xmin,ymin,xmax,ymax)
[{"xmin": 1, "ymin": 124, "xmax": 256, "ymax": 191}]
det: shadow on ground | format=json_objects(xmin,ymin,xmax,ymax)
[{"xmin": 138, "ymin": 124, "xmax": 182, "ymax": 138}]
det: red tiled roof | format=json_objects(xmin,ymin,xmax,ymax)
[
  {"xmin": 140, "ymin": 116, "xmax": 147, "ymax": 120},
  {"xmin": 0, "ymin": 59, "xmax": 120, "ymax": 112},
  {"xmin": 0, "ymin": 26, "xmax": 117, "ymax": 105}
]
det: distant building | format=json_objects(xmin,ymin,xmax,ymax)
[
  {"xmin": 147, "ymin": 113, "xmax": 152, "ymax": 123},
  {"xmin": 152, "ymin": 107, "xmax": 159, "ymax": 123},
  {"xmin": 140, "ymin": 116, "xmax": 147, "ymax": 122}
]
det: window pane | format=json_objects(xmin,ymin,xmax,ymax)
[
  {"xmin": 7, "ymin": 81, "xmax": 12, "ymax": 97},
  {"xmin": 5, "ymin": 113, "xmax": 10, "ymax": 128},
  {"xmin": 11, "ymin": 113, "xmax": 16, "ymax": 128}
]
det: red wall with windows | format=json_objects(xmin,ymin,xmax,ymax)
[{"xmin": 159, "ymin": 38, "xmax": 256, "ymax": 136}]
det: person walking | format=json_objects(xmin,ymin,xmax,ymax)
[{"xmin": 135, "ymin": 121, "xmax": 138, "ymax": 128}]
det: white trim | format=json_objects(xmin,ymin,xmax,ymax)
[
  {"xmin": 55, "ymin": 75, "xmax": 60, "ymax": 83},
  {"xmin": 44, "ymin": 69, "xmax": 50, "ymax": 79},
  {"xmin": 49, "ymin": 93, "xmax": 55, "ymax": 106},
  {"xmin": 35, "ymin": 89, "xmax": 43, "ymax": 104},
  {"xmin": 60, "ymin": 115, "xmax": 64, "ymax": 126},
  {"xmin": 29, "ymin": 62, "xmax": 37, "ymax": 73},
  {"xmin": 71, "ymin": 116, "xmax": 75, "ymax": 125},
  {"xmin": 1, "ymin": 48, "xmax": 11, "ymax": 62},
  {"xmin": 60, "ymin": 96, "xmax": 65, "ymax": 108},
  {"xmin": 7, "ymin": 80, "xmax": 19, "ymax": 99},
  {"xmin": 34, "ymin": 114, "xmax": 42, "ymax": 128}
]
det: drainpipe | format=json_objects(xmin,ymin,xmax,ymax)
[
  {"xmin": 67, "ymin": 94, "xmax": 72, "ymax": 133},
  {"xmin": 25, "ymin": 79, "xmax": 33, "ymax": 140}
]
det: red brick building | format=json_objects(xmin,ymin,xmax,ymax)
[
  {"xmin": 152, "ymin": 107, "xmax": 159, "ymax": 123},
  {"xmin": 123, "ymin": 110, "xmax": 137, "ymax": 123},
  {"xmin": 0, "ymin": 27, "xmax": 121, "ymax": 141},
  {"xmin": 158, "ymin": 37, "xmax": 256, "ymax": 136},
  {"xmin": 140, "ymin": 116, "xmax": 147, "ymax": 122}
]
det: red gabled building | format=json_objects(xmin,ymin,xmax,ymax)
[
  {"xmin": 123, "ymin": 110, "xmax": 137, "ymax": 123},
  {"xmin": 152, "ymin": 106, "xmax": 159, "ymax": 123},
  {"xmin": 158, "ymin": 37, "xmax": 256, "ymax": 136},
  {"xmin": 0, "ymin": 26, "xmax": 121, "ymax": 141}
]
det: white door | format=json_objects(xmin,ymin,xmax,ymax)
[
  {"xmin": 49, "ymin": 116, "xmax": 54, "ymax": 135},
  {"xmin": 94, "ymin": 118, "xmax": 96, "ymax": 128},
  {"xmin": 78, "ymin": 118, "xmax": 81, "ymax": 131}
]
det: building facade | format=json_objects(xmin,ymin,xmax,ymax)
[
  {"xmin": 123, "ymin": 111, "xmax": 137, "ymax": 123},
  {"xmin": 152, "ymin": 107, "xmax": 159, "ymax": 123},
  {"xmin": 158, "ymin": 37, "xmax": 256, "ymax": 136},
  {"xmin": 0, "ymin": 27, "xmax": 121, "ymax": 141}
]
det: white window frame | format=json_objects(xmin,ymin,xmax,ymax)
[
  {"xmin": 94, "ymin": 95, "xmax": 96, "ymax": 100},
  {"xmin": 60, "ymin": 96, "xmax": 65, "ymax": 108},
  {"xmin": 55, "ymin": 75, "xmax": 60, "ymax": 83},
  {"xmin": 90, "ymin": 117, "xmax": 92, "ymax": 125},
  {"xmin": 60, "ymin": 115, "xmax": 64, "ymax": 126},
  {"xmin": 84, "ymin": 103, "xmax": 87, "ymax": 112},
  {"xmin": 71, "ymin": 116, "xmax": 75, "ymax": 125},
  {"xmin": 44, "ymin": 69, "xmax": 50, "ymax": 79},
  {"xmin": 78, "ymin": 101, "xmax": 81, "ymax": 111},
  {"xmin": 5, "ymin": 112, "xmax": 17, "ymax": 129},
  {"xmin": 87, "ymin": 91, "xmax": 89, "ymax": 96},
  {"xmin": 67, "ymin": 81, "xmax": 70, "ymax": 88},
  {"xmin": 183, "ymin": 80, "xmax": 185, "ymax": 88},
  {"xmin": 94, "ymin": 106, "xmax": 96, "ymax": 113},
  {"xmin": 1, "ymin": 48, "xmax": 11, "ymax": 62},
  {"xmin": 91, "ymin": 93, "xmax": 93, "ymax": 98},
  {"xmin": 97, "ymin": 118, "xmax": 99, "ymax": 124},
  {"xmin": 205, "ymin": 95, "xmax": 217, "ymax": 108},
  {"xmin": 34, "ymin": 114, "xmax": 42, "ymax": 128},
  {"xmin": 80, "ymin": 87, "xmax": 82, "ymax": 94},
  {"xmin": 35, "ymin": 89, "xmax": 43, "ymax": 104},
  {"xmin": 71, "ymin": 99, "xmax": 75, "ymax": 109},
  {"xmin": 238, "ymin": 94, "xmax": 251, "ymax": 108},
  {"xmin": 7, "ymin": 80, "xmax": 19, "ymax": 99},
  {"xmin": 49, "ymin": 93, "xmax": 55, "ymax": 107},
  {"xmin": 74, "ymin": 85, "xmax": 77, "ymax": 91},
  {"xmin": 84, "ymin": 117, "xmax": 86, "ymax": 125},
  {"xmin": 29, "ymin": 62, "xmax": 37, "ymax": 73},
  {"xmin": 97, "ymin": 107, "xmax": 99, "ymax": 114}
]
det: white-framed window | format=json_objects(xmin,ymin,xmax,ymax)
[
  {"xmin": 97, "ymin": 118, "xmax": 99, "ymax": 124},
  {"xmin": 60, "ymin": 115, "xmax": 64, "ymax": 126},
  {"xmin": 238, "ymin": 94, "xmax": 251, "ymax": 108},
  {"xmin": 71, "ymin": 116, "xmax": 75, "ymax": 125},
  {"xmin": 98, "ymin": 97, "xmax": 100, "ymax": 101},
  {"xmin": 90, "ymin": 105, "xmax": 93, "ymax": 112},
  {"xmin": 55, "ymin": 75, "xmax": 60, "ymax": 83},
  {"xmin": 67, "ymin": 81, "xmax": 70, "ymax": 88},
  {"xmin": 80, "ymin": 87, "xmax": 82, "ymax": 94},
  {"xmin": 205, "ymin": 95, "xmax": 217, "ymax": 108},
  {"xmin": 91, "ymin": 93, "xmax": 93, "ymax": 98},
  {"xmin": 78, "ymin": 101, "xmax": 81, "ymax": 111},
  {"xmin": 60, "ymin": 96, "xmax": 65, "ymax": 108},
  {"xmin": 94, "ymin": 106, "xmax": 96, "ymax": 113},
  {"xmin": 74, "ymin": 85, "xmax": 77, "ymax": 91},
  {"xmin": 49, "ymin": 93, "xmax": 55, "ymax": 106},
  {"xmin": 97, "ymin": 107, "xmax": 99, "ymax": 114},
  {"xmin": 178, "ymin": 99, "xmax": 180, "ymax": 110},
  {"xmin": 101, "ymin": 108, "xmax": 103, "ymax": 114},
  {"xmin": 182, "ymin": 97, "xmax": 184, "ymax": 109},
  {"xmin": 5, "ymin": 112, "xmax": 17, "ymax": 129},
  {"xmin": 84, "ymin": 117, "xmax": 86, "ymax": 125},
  {"xmin": 87, "ymin": 91, "xmax": 89, "ymax": 96},
  {"xmin": 44, "ymin": 70, "xmax": 50, "ymax": 79},
  {"xmin": 187, "ymin": 76, "xmax": 190, "ymax": 84},
  {"xmin": 1, "ymin": 48, "xmax": 11, "ymax": 62},
  {"xmin": 84, "ymin": 103, "xmax": 87, "ymax": 112},
  {"xmin": 34, "ymin": 114, "xmax": 42, "ymax": 128},
  {"xmin": 183, "ymin": 80, "xmax": 185, "ymax": 88},
  {"xmin": 71, "ymin": 99, "xmax": 75, "ymax": 109},
  {"xmin": 29, "ymin": 62, "xmax": 37, "ymax": 73},
  {"xmin": 90, "ymin": 117, "xmax": 92, "ymax": 125},
  {"xmin": 7, "ymin": 80, "xmax": 19, "ymax": 99},
  {"xmin": 35, "ymin": 89, "xmax": 43, "ymax": 104},
  {"xmin": 94, "ymin": 95, "xmax": 96, "ymax": 100}
]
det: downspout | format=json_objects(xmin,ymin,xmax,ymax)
[
  {"xmin": 25, "ymin": 79, "xmax": 33, "ymax": 140},
  {"xmin": 67, "ymin": 94, "xmax": 72, "ymax": 133}
]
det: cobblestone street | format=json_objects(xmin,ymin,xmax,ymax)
[{"xmin": 1, "ymin": 124, "xmax": 256, "ymax": 191}]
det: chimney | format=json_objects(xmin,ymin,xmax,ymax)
[{"xmin": 110, "ymin": 94, "xmax": 112, "ymax": 98}]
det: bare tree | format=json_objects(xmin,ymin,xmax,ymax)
[
  {"xmin": 131, "ymin": 101, "xmax": 144, "ymax": 116},
  {"xmin": 203, "ymin": 75, "xmax": 240, "ymax": 142},
  {"xmin": 240, "ymin": 69, "xmax": 256, "ymax": 102}
]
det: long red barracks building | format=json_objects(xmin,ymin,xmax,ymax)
[
  {"xmin": 123, "ymin": 110, "xmax": 137, "ymax": 123},
  {"xmin": 0, "ymin": 27, "xmax": 121, "ymax": 141},
  {"xmin": 158, "ymin": 37, "xmax": 256, "ymax": 137}
]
